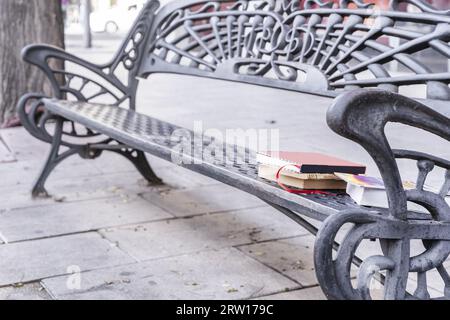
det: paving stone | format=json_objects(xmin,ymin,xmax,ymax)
[
  {"xmin": 155, "ymin": 165, "xmax": 220, "ymax": 189},
  {"xmin": 0, "ymin": 157, "xmax": 102, "ymax": 189},
  {"xmin": 141, "ymin": 184, "xmax": 265, "ymax": 217},
  {"xmin": 255, "ymin": 286, "xmax": 326, "ymax": 300},
  {"xmin": 0, "ymin": 127, "xmax": 48, "ymax": 161},
  {"xmin": 0, "ymin": 171, "xmax": 169, "ymax": 211},
  {"xmin": 239, "ymin": 236, "xmax": 317, "ymax": 287},
  {"xmin": 0, "ymin": 196, "xmax": 172, "ymax": 243},
  {"xmin": 0, "ymin": 233, "xmax": 135, "ymax": 286},
  {"xmin": 89, "ymin": 151, "xmax": 170, "ymax": 175},
  {"xmin": 0, "ymin": 135, "xmax": 16, "ymax": 163},
  {"xmin": 0, "ymin": 160, "xmax": 41, "ymax": 187},
  {"xmin": 0, "ymin": 165, "xmax": 219, "ymax": 213},
  {"xmin": 241, "ymin": 235, "xmax": 446, "ymax": 299},
  {"xmin": 42, "ymin": 248, "xmax": 299, "ymax": 300},
  {"xmin": 239, "ymin": 234, "xmax": 401, "ymax": 290},
  {"xmin": 100, "ymin": 206, "xmax": 308, "ymax": 261},
  {"xmin": 0, "ymin": 282, "xmax": 52, "ymax": 300}
]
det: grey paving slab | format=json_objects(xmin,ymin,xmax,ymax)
[
  {"xmin": 0, "ymin": 134, "xmax": 16, "ymax": 164},
  {"xmin": 0, "ymin": 282, "xmax": 52, "ymax": 300},
  {"xmin": 239, "ymin": 236, "xmax": 317, "ymax": 287},
  {"xmin": 0, "ymin": 171, "xmax": 166, "ymax": 211},
  {"xmin": 88, "ymin": 150, "xmax": 177, "ymax": 172},
  {"xmin": 0, "ymin": 127, "xmax": 48, "ymax": 162},
  {"xmin": 0, "ymin": 157, "xmax": 102, "ymax": 189},
  {"xmin": 239, "ymin": 234, "xmax": 421, "ymax": 291},
  {"xmin": 0, "ymin": 196, "xmax": 172, "ymax": 243},
  {"xmin": 0, "ymin": 233, "xmax": 135, "ymax": 286},
  {"xmin": 0, "ymin": 164, "xmax": 219, "ymax": 213},
  {"xmin": 141, "ymin": 184, "xmax": 265, "ymax": 218},
  {"xmin": 155, "ymin": 165, "xmax": 220, "ymax": 189},
  {"xmin": 255, "ymin": 286, "xmax": 326, "ymax": 300},
  {"xmin": 42, "ymin": 248, "xmax": 299, "ymax": 300},
  {"xmin": 0, "ymin": 160, "xmax": 40, "ymax": 188},
  {"xmin": 100, "ymin": 206, "xmax": 308, "ymax": 262}
]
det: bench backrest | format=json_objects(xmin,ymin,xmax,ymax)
[{"xmin": 125, "ymin": 0, "xmax": 450, "ymax": 100}]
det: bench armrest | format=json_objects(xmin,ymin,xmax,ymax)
[
  {"xmin": 21, "ymin": 1, "xmax": 160, "ymax": 107},
  {"xmin": 21, "ymin": 43, "xmax": 135, "ymax": 106},
  {"xmin": 327, "ymin": 89, "xmax": 450, "ymax": 219}
]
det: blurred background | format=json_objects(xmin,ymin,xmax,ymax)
[
  {"xmin": 63, "ymin": 0, "xmax": 450, "ymax": 36},
  {"xmin": 63, "ymin": 0, "xmax": 171, "ymax": 35}
]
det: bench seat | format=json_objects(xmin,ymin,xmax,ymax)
[{"xmin": 43, "ymin": 99, "xmax": 431, "ymax": 223}]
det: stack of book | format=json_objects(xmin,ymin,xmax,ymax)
[
  {"xmin": 256, "ymin": 151, "xmax": 366, "ymax": 192},
  {"xmin": 257, "ymin": 151, "xmax": 449, "ymax": 209}
]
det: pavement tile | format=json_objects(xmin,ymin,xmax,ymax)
[
  {"xmin": 0, "ymin": 196, "xmax": 172, "ymax": 243},
  {"xmin": 42, "ymin": 248, "xmax": 299, "ymax": 300},
  {"xmin": 0, "ymin": 157, "xmax": 103, "ymax": 190},
  {"xmin": 0, "ymin": 163, "xmax": 218, "ymax": 212},
  {"xmin": 0, "ymin": 282, "xmax": 52, "ymax": 300},
  {"xmin": 0, "ymin": 171, "xmax": 167, "ymax": 211},
  {"xmin": 140, "ymin": 184, "xmax": 265, "ymax": 218},
  {"xmin": 155, "ymin": 165, "xmax": 220, "ymax": 189},
  {"xmin": 100, "ymin": 206, "xmax": 308, "ymax": 261},
  {"xmin": 239, "ymin": 236, "xmax": 317, "ymax": 287},
  {"xmin": 89, "ymin": 152, "xmax": 170, "ymax": 174},
  {"xmin": 0, "ymin": 233, "xmax": 135, "ymax": 286},
  {"xmin": 0, "ymin": 127, "xmax": 48, "ymax": 162},
  {"xmin": 0, "ymin": 135, "xmax": 16, "ymax": 163}
]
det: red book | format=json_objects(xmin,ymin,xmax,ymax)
[{"xmin": 257, "ymin": 151, "xmax": 366, "ymax": 175}]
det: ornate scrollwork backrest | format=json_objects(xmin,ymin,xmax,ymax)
[
  {"xmin": 138, "ymin": 0, "xmax": 450, "ymax": 100},
  {"xmin": 327, "ymin": 89, "xmax": 450, "ymax": 220}
]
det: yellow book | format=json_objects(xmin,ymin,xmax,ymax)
[{"xmin": 258, "ymin": 164, "xmax": 347, "ymax": 190}]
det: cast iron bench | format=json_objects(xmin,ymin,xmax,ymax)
[{"xmin": 18, "ymin": 0, "xmax": 450, "ymax": 300}]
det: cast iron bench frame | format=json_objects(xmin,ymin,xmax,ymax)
[{"xmin": 18, "ymin": 0, "xmax": 450, "ymax": 300}]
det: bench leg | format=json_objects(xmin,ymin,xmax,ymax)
[
  {"xmin": 19, "ymin": 95, "xmax": 163, "ymax": 195},
  {"xmin": 32, "ymin": 118, "xmax": 79, "ymax": 198},
  {"xmin": 108, "ymin": 148, "xmax": 163, "ymax": 185}
]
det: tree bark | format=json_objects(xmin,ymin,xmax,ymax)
[{"xmin": 0, "ymin": 0, "xmax": 65, "ymax": 128}]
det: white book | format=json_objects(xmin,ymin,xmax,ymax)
[{"xmin": 336, "ymin": 173, "xmax": 450, "ymax": 211}]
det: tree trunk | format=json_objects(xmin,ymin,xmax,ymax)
[{"xmin": 0, "ymin": 0, "xmax": 65, "ymax": 128}]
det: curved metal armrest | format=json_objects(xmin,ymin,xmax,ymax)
[
  {"xmin": 21, "ymin": 44, "xmax": 128, "ymax": 100},
  {"xmin": 20, "ymin": 1, "xmax": 160, "ymax": 106},
  {"xmin": 327, "ymin": 89, "xmax": 450, "ymax": 219}
]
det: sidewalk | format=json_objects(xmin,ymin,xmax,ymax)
[{"xmin": 0, "ymin": 34, "xmax": 448, "ymax": 300}]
